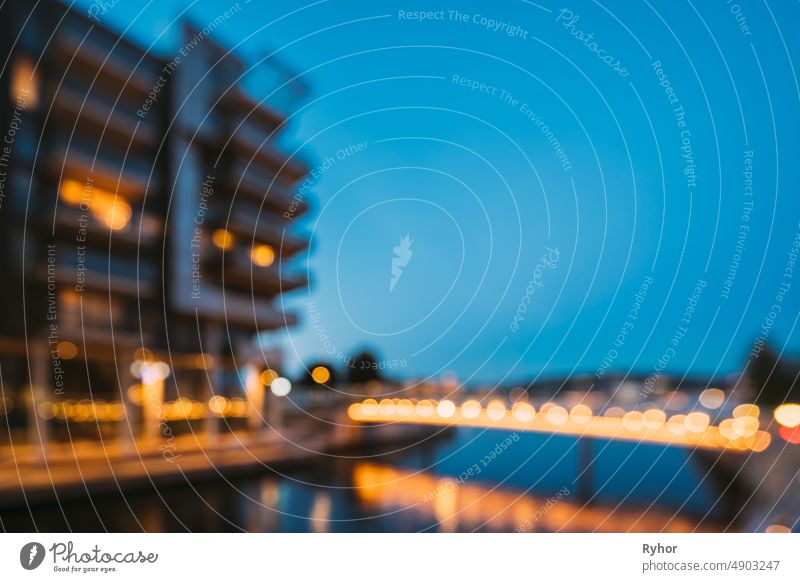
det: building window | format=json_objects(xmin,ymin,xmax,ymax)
[
  {"xmin": 59, "ymin": 179, "xmax": 133, "ymax": 231},
  {"xmin": 251, "ymin": 244, "xmax": 275, "ymax": 267},
  {"xmin": 10, "ymin": 55, "xmax": 39, "ymax": 110}
]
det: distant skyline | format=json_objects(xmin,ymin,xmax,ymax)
[{"xmin": 70, "ymin": 0, "xmax": 800, "ymax": 384}]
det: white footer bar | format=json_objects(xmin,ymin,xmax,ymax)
[{"xmin": 1, "ymin": 533, "xmax": 796, "ymax": 580}]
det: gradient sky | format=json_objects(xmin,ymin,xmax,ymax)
[{"xmin": 70, "ymin": 0, "xmax": 800, "ymax": 385}]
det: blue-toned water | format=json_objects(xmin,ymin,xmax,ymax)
[{"xmin": 412, "ymin": 428, "xmax": 720, "ymax": 511}]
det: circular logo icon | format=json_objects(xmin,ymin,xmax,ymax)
[{"xmin": 20, "ymin": 542, "xmax": 46, "ymax": 570}]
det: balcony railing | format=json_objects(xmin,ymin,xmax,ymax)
[{"xmin": 228, "ymin": 204, "xmax": 309, "ymax": 257}]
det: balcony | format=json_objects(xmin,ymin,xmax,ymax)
[
  {"xmin": 228, "ymin": 204, "xmax": 309, "ymax": 257},
  {"xmin": 51, "ymin": 203, "xmax": 162, "ymax": 251},
  {"xmin": 53, "ymin": 26, "xmax": 161, "ymax": 100},
  {"xmin": 174, "ymin": 281, "xmax": 298, "ymax": 330},
  {"xmin": 229, "ymin": 158, "xmax": 309, "ymax": 217},
  {"xmin": 52, "ymin": 83, "xmax": 159, "ymax": 149},
  {"xmin": 204, "ymin": 248, "xmax": 307, "ymax": 297},
  {"xmin": 220, "ymin": 88, "xmax": 285, "ymax": 131},
  {"xmin": 42, "ymin": 248, "xmax": 157, "ymax": 299},
  {"xmin": 55, "ymin": 290, "xmax": 156, "ymax": 350},
  {"xmin": 227, "ymin": 128, "xmax": 306, "ymax": 185},
  {"xmin": 50, "ymin": 138, "xmax": 153, "ymax": 200}
]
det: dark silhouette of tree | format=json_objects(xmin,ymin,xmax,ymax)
[
  {"xmin": 347, "ymin": 350, "xmax": 383, "ymax": 384},
  {"xmin": 749, "ymin": 342, "xmax": 799, "ymax": 405}
]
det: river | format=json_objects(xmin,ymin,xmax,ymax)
[{"xmin": 0, "ymin": 428, "xmax": 732, "ymax": 532}]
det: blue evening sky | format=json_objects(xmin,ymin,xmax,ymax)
[{"xmin": 69, "ymin": 0, "xmax": 800, "ymax": 385}]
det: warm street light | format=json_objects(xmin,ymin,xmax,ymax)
[{"xmin": 311, "ymin": 366, "xmax": 331, "ymax": 384}]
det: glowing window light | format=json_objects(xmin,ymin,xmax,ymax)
[
  {"xmin": 698, "ymin": 388, "xmax": 725, "ymax": 410},
  {"xmin": 212, "ymin": 229, "xmax": 235, "ymax": 250},
  {"xmin": 416, "ymin": 400, "xmax": 434, "ymax": 417},
  {"xmin": 642, "ymin": 408, "xmax": 666, "ymax": 430},
  {"xmin": 379, "ymin": 399, "xmax": 396, "ymax": 415},
  {"xmin": 311, "ymin": 366, "xmax": 331, "ymax": 384},
  {"xmin": 684, "ymin": 411, "xmax": 710, "ymax": 434},
  {"xmin": 270, "ymin": 377, "xmax": 292, "ymax": 396},
  {"xmin": 36, "ymin": 399, "xmax": 129, "ymax": 422},
  {"xmin": 622, "ymin": 411, "xmax": 644, "ymax": 431},
  {"xmin": 260, "ymin": 369, "xmax": 278, "ymax": 386},
  {"xmin": 569, "ymin": 404, "xmax": 592, "ymax": 425},
  {"xmin": 774, "ymin": 403, "xmax": 800, "ymax": 429},
  {"xmin": 11, "ymin": 55, "xmax": 39, "ymax": 109},
  {"xmin": 733, "ymin": 403, "xmax": 760, "ymax": 419},
  {"xmin": 461, "ymin": 400, "xmax": 482, "ymax": 419},
  {"xmin": 546, "ymin": 405, "xmax": 568, "ymax": 426},
  {"xmin": 59, "ymin": 180, "xmax": 132, "ymax": 231},
  {"xmin": 486, "ymin": 400, "xmax": 507, "ymax": 421},
  {"xmin": 396, "ymin": 399, "xmax": 414, "ymax": 416},
  {"xmin": 57, "ymin": 341, "xmax": 78, "ymax": 360},
  {"xmin": 251, "ymin": 244, "xmax": 276, "ymax": 267},
  {"xmin": 59, "ymin": 179, "xmax": 87, "ymax": 205},
  {"xmin": 362, "ymin": 398, "xmax": 378, "ymax": 416},
  {"xmin": 436, "ymin": 400, "xmax": 456, "ymax": 418},
  {"xmin": 512, "ymin": 402, "xmax": 535, "ymax": 422},
  {"xmin": 102, "ymin": 200, "xmax": 132, "ymax": 230},
  {"xmin": 194, "ymin": 353, "xmax": 214, "ymax": 369}
]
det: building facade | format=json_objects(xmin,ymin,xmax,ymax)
[{"xmin": 0, "ymin": 2, "xmax": 310, "ymax": 447}]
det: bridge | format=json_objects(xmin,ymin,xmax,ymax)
[{"xmin": 347, "ymin": 397, "xmax": 772, "ymax": 452}]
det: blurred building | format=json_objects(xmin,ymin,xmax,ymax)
[{"xmin": 0, "ymin": 2, "xmax": 310, "ymax": 441}]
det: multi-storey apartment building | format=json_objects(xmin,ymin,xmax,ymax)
[
  {"xmin": 164, "ymin": 23, "xmax": 310, "ymax": 436},
  {"xmin": 0, "ymin": 2, "xmax": 310, "ymax": 446}
]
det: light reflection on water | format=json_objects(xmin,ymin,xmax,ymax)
[
  {"xmin": 351, "ymin": 462, "xmax": 709, "ymax": 532},
  {"xmin": 339, "ymin": 428, "xmax": 725, "ymax": 532},
  {"xmin": 0, "ymin": 428, "xmax": 730, "ymax": 532}
]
